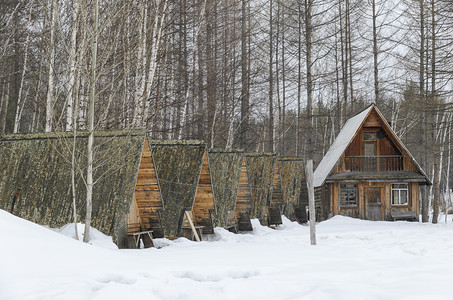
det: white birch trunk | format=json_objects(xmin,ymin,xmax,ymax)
[
  {"xmin": 132, "ymin": 0, "xmax": 148, "ymax": 128},
  {"xmin": 78, "ymin": 74, "xmax": 86, "ymax": 129},
  {"xmin": 446, "ymin": 119, "xmax": 451, "ymax": 223},
  {"xmin": 84, "ymin": 0, "xmax": 98, "ymax": 243},
  {"xmin": 177, "ymin": 90, "xmax": 190, "ymax": 140},
  {"xmin": 71, "ymin": 128, "xmax": 79, "ymax": 240},
  {"xmin": 13, "ymin": 0, "xmax": 34, "ymax": 133},
  {"xmin": 210, "ymin": 99, "xmax": 219, "ymax": 148},
  {"xmin": 226, "ymin": 107, "xmax": 236, "ymax": 149},
  {"xmin": 77, "ymin": 12, "xmax": 88, "ymax": 130},
  {"xmin": 143, "ymin": 0, "xmax": 169, "ymax": 124},
  {"xmin": 66, "ymin": 0, "xmax": 80, "ymax": 131},
  {"xmin": 45, "ymin": 0, "xmax": 58, "ymax": 132}
]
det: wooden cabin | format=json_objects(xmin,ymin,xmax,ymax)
[
  {"xmin": 313, "ymin": 104, "xmax": 431, "ymax": 222},
  {"xmin": 272, "ymin": 157, "xmax": 306, "ymax": 222},
  {"xmin": 207, "ymin": 149, "xmax": 244, "ymax": 232},
  {"xmin": 245, "ymin": 153, "xmax": 278, "ymax": 226}
]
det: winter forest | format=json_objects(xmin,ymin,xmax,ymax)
[{"xmin": 1, "ymin": 0, "xmax": 453, "ymax": 221}]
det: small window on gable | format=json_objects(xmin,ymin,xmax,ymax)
[
  {"xmin": 392, "ymin": 183, "xmax": 408, "ymax": 205},
  {"xmin": 340, "ymin": 183, "xmax": 357, "ymax": 207},
  {"xmin": 363, "ymin": 132, "xmax": 376, "ymax": 141}
]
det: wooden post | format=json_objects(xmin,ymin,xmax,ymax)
[
  {"xmin": 185, "ymin": 211, "xmax": 201, "ymax": 242},
  {"xmin": 305, "ymin": 159, "xmax": 316, "ymax": 245}
]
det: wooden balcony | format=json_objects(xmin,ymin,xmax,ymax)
[{"xmin": 344, "ymin": 155, "xmax": 404, "ymax": 172}]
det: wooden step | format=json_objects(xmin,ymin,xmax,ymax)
[
  {"xmin": 267, "ymin": 207, "xmax": 282, "ymax": 225},
  {"xmin": 237, "ymin": 212, "xmax": 253, "ymax": 231}
]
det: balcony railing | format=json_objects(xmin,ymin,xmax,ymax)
[{"xmin": 344, "ymin": 155, "xmax": 403, "ymax": 172}]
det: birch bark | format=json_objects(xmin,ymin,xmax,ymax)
[
  {"xmin": 45, "ymin": 0, "xmax": 58, "ymax": 132},
  {"xmin": 65, "ymin": 0, "xmax": 80, "ymax": 131},
  {"xmin": 143, "ymin": 0, "xmax": 169, "ymax": 126},
  {"xmin": 83, "ymin": 0, "xmax": 98, "ymax": 243}
]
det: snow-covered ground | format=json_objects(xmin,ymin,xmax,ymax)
[{"xmin": 2, "ymin": 209, "xmax": 453, "ymax": 300}]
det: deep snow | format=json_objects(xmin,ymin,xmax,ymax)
[{"xmin": 1, "ymin": 209, "xmax": 453, "ymax": 300}]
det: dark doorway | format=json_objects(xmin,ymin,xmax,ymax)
[{"xmin": 366, "ymin": 187, "xmax": 382, "ymax": 221}]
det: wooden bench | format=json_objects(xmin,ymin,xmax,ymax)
[
  {"xmin": 390, "ymin": 211, "xmax": 417, "ymax": 222},
  {"xmin": 128, "ymin": 230, "xmax": 154, "ymax": 248}
]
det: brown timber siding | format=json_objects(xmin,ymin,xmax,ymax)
[
  {"xmin": 192, "ymin": 149, "xmax": 215, "ymax": 234},
  {"xmin": 331, "ymin": 181, "xmax": 420, "ymax": 221},
  {"xmin": 128, "ymin": 136, "xmax": 164, "ymax": 237},
  {"xmin": 236, "ymin": 156, "xmax": 253, "ymax": 231}
]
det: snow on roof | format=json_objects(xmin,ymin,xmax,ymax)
[{"xmin": 313, "ymin": 105, "xmax": 373, "ymax": 187}]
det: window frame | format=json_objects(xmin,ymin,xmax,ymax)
[
  {"xmin": 362, "ymin": 131, "xmax": 378, "ymax": 156},
  {"xmin": 340, "ymin": 183, "xmax": 358, "ymax": 207},
  {"xmin": 391, "ymin": 183, "xmax": 409, "ymax": 206}
]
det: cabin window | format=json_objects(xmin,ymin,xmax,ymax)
[
  {"xmin": 340, "ymin": 183, "xmax": 357, "ymax": 207},
  {"xmin": 363, "ymin": 132, "xmax": 377, "ymax": 157},
  {"xmin": 363, "ymin": 132, "xmax": 376, "ymax": 141},
  {"xmin": 392, "ymin": 183, "xmax": 408, "ymax": 205}
]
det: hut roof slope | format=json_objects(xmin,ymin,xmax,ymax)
[
  {"xmin": 149, "ymin": 141, "xmax": 206, "ymax": 237},
  {"xmin": 0, "ymin": 131, "xmax": 144, "ymax": 243},
  {"xmin": 313, "ymin": 105, "xmax": 373, "ymax": 187},
  {"xmin": 246, "ymin": 153, "xmax": 276, "ymax": 225},
  {"xmin": 0, "ymin": 130, "xmax": 146, "ymax": 141},
  {"xmin": 208, "ymin": 150, "xmax": 244, "ymax": 228}
]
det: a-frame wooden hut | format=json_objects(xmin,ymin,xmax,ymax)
[
  {"xmin": 245, "ymin": 153, "xmax": 277, "ymax": 226},
  {"xmin": 128, "ymin": 138, "xmax": 215, "ymax": 240},
  {"xmin": 313, "ymin": 104, "xmax": 431, "ymax": 221},
  {"xmin": 272, "ymin": 157, "xmax": 306, "ymax": 222},
  {"xmin": 207, "ymin": 149, "xmax": 244, "ymax": 232},
  {"xmin": 0, "ymin": 131, "xmax": 145, "ymax": 247}
]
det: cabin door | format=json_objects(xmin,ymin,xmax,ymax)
[{"xmin": 366, "ymin": 187, "xmax": 382, "ymax": 221}]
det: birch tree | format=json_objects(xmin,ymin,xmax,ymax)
[
  {"xmin": 83, "ymin": 0, "xmax": 98, "ymax": 243},
  {"xmin": 13, "ymin": 0, "xmax": 34, "ymax": 133},
  {"xmin": 65, "ymin": 0, "xmax": 81, "ymax": 131},
  {"xmin": 45, "ymin": 0, "xmax": 58, "ymax": 132}
]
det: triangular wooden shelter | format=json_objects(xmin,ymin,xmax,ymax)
[
  {"xmin": 131, "ymin": 139, "xmax": 215, "ymax": 240},
  {"xmin": 245, "ymin": 153, "xmax": 277, "ymax": 226},
  {"xmin": 207, "ymin": 149, "xmax": 244, "ymax": 232},
  {"xmin": 0, "ymin": 131, "xmax": 144, "ymax": 247},
  {"xmin": 272, "ymin": 157, "xmax": 306, "ymax": 222}
]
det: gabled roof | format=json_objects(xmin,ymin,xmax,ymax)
[
  {"xmin": 313, "ymin": 104, "xmax": 430, "ymax": 187},
  {"xmin": 313, "ymin": 105, "xmax": 373, "ymax": 187}
]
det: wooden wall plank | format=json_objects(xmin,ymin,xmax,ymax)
[
  {"xmin": 126, "ymin": 136, "xmax": 163, "ymax": 235},
  {"xmin": 236, "ymin": 157, "xmax": 252, "ymax": 213},
  {"xmin": 193, "ymin": 149, "xmax": 215, "ymax": 234}
]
